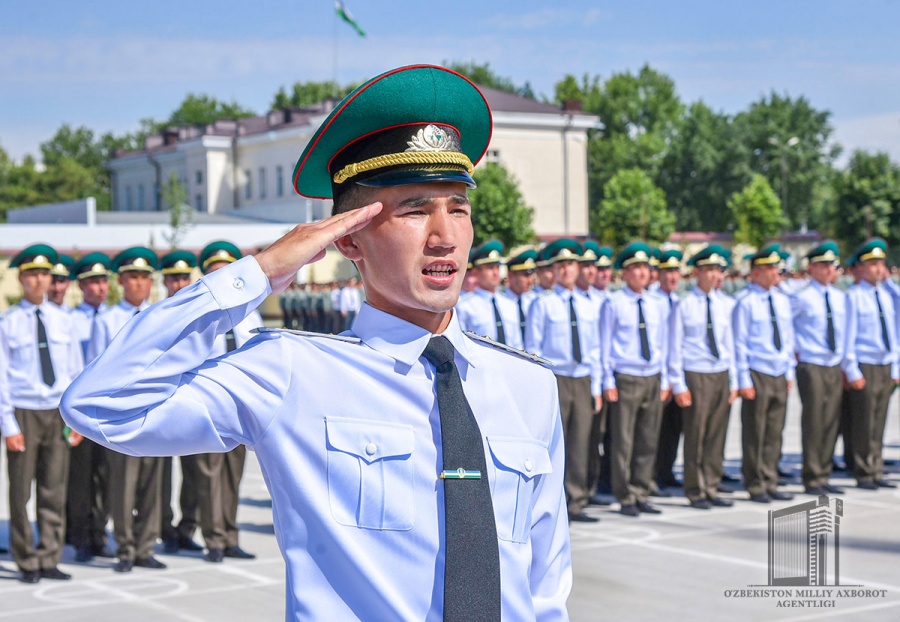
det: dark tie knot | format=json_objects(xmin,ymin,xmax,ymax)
[{"xmin": 422, "ymin": 335, "xmax": 456, "ymax": 372}]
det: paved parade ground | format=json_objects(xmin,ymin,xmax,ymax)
[{"xmin": 2, "ymin": 388, "xmax": 899, "ymax": 621}]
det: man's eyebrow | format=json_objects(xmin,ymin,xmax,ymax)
[{"xmin": 397, "ymin": 193, "xmax": 470, "ymax": 208}]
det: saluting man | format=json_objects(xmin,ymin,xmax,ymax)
[
  {"xmin": 47, "ymin": 254, "xmax": 75, "ymax": 308},
  {"xmin": 1, "ymin": 245, "xmax": 84, "ymax": 583},
  {"xmin": 66, "ymin": 252, "xmax": 114, "ymax": 562},
  {"xmin": 89, "ymin": 246, "xmax": 168, "ymax": 572},
  {"xmin": 842, "ymin": 238, "xmax": 899, "ymax": 490},
  {"xmin": 790, "ymin": 241, "xmax": 847, "ymax": 496},
  {"xmin": 456, "ymin": 239, "xmax": 523, "ymax": 349},
  {"xmin": 64, "ymin": 65, "xmax": 570, "ymax": 619},
  {"xmin": 733, "ymin": 244, "xmax": 796, "ymax": 503},
  {"xmin": 526, "ymin": 239, "xmax": 602, "ymax": 523},
  {"xmin": 668, "ymin": 245, "xmax": 737, "ymax": 509},
  {"xmin": 195, "ymin": 241, "xmax": 260, "ymax": 563},
  {"xmin": 500, "ymin": 248, "xmax": 538, "ymax": 344},
  {"xmin": 600, "ymin": 242, "xmax": 670, "ymax": 517}
]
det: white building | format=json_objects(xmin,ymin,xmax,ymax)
[{"xmin": 107, "ymin": 87, "xmax": 599, "ymax": 238}]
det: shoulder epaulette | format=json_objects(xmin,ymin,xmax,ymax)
[
  {"xmin": 251, "ymin": 327, "xmax": 362, "ymax": 343},
  {"xmin": 463, "ymin": 331, "xmax": 554, "ymax": 367}
]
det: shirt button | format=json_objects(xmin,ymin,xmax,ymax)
[
  {"xmin": 233, "ymin": 278, "xmax": 244, "ymax": 290},
  {"xmin": 524, "ymin": 459, "xmax": 533, "ymax": 473},
  {"xmin": 365, "ymin": 443, "xmax": 377, "ymax": 456}
]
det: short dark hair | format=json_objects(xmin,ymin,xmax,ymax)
[{"xmin": 332, "ymin": 183, "xmax": 379, "ymax": 216}]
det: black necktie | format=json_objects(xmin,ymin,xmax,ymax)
[
  {"xmin": 421, "ymin": 336, "xmax": 500, "ymax": 622},
  {"xmin": 768, "ymin": 294, "xmax": 782, "ymax": 351},
  {"xmin": 875, "ymin": 289, "xmax": 891, "ymax": 350},
  {"xmin": 35, "ymin": 308, "xmax": 56, "ymax": 387},
  {"xmin": 490, "ymin": 297, "xmax": 506, "ymax": 345},
  {"xmin": 569, "ymin": 296, "xmax": 582, "ymax": 363},
  {"xmin": 824, "ymin": 289, "xmax": 835, "ymax": 352},
  {"xmin": 517, "ymin": 298, "xmax": 526, "ymax": 341},
  {"xmin": 225, "ymin": 330, "xmax": 237, "ymax": 352},
  {"xmin": 637, "ymin": 297, "xmax": 651, "ymax": 361},
  {"xmin": 706, "ymin": 295, "xmax": 720, "ymax": 359}
]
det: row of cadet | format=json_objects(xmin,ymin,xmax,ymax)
[
  {"xmin": 455, "ymin": 237, "xmax": 899, "ymax": 521},
  {"xmin": 278, "ymin": 279, "xmax": 364, "ymax": 334},
  {"xmin": 0, "ymin": 241, "xmax": 259, "ymax": 584}
]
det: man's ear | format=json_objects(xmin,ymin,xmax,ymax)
[{"xmin": 335, "ymin": 234, "xmax": 362, "ymax": 261}]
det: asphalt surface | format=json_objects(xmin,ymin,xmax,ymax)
[{"xmin": 2, "ymin": 388, "xmax": 899, "ymax": 621}]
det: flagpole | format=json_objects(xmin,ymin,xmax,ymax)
[{"xmin": 332, "ymin": 3, "xmax": 339, "ymax": 100}]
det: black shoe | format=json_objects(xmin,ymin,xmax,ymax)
[
  {"xmin": 858, "ymin": 481, "xmax": 879, "ymax": 490},
  {"xmin": 750, "ymin": 493, "xmax": 772, "ymax": 503},
  {"xmin": 709, "ymin": 497, "xmax": 734, "ymax": 507},
  {"xmin": 660, "ymin": 477, "xmax": 682, "ymax": 488},
  {"xmin": 689, "ymin": 499, "xmax": 712, "ymax": 510},
  {"xmin": 134, "ymin": 556, "xmax": 167, "ymax": 569},
  {"xmin": 588, "ymin": 494, "xmax": 612, "ymax": 506},
  {"xmin": 178, "ymin": 537, "xmax": 205, "ymax": 552},
  {"xmin": 805, "ymin": 486, "xmax": 828, "ymax": 495},
  {"xmin": 91, "ymin": 544, "xmax": 115, "ymax": 558},
  {"xmin": 875, "ymin": 480, "xmax": 897, "ymax": 489},
  {"xmin": 19, "ymin": 570, "xmax": 41, "ymax": 584},
  {"xmin": 40, "ymin": 567, "xmax": 72, "ymax": 580},
  {"xmin": 568, "ymin": 512, "xmax": 600, "ymax": 523},
  {"xmin": 777, "ymin": 467, "xmax": 792, "ymax": 478},
  {"xmin": 620, "ymin": 504, "xmax": 640, "ymax": 517},
  {"xmin": 721, "ymin": 473, "xmax": 740, "ymax": 483},
  {"xmin": 823, "ymin": 484, "xmax": 845, "ymax": 494},
  {"xmin": 224, "ymin": 546, "xmax": 256, "ymax": 559},
  {"xmin": 636, "ymin": 501, "xmax": 662, "ymax": 514},
  {"xmin": 113, "ymin": 559, "xmax": 134, "ymax": 573},
  {"xmin": 205, "ymin": 548, "xmax": 225, "ymax": 563},
  {"xmin": 649, "ymin": 487, "xmax": 672, "ymax": 498},
  {"xmin": 75, "ymin": 546, "xmax": 95, "ymax": 563},
  {"xmin": 769, "ymin": 490, "xmax": 794, "ymax": 501},
  {"xmin": 717, "ymin": 483, "xmax": 736, "ymax": 494},
  {"xmin": 163, "ymin": 538, "xmax": 179, "ymax": 554}
]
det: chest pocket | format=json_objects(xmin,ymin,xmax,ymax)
[
  {"xmin": 487, "ymin": 436, "xmax": 552, "ymax": 544},
  {"xmin": 6, "ymin": 332, "xmax": 35, "ymax": 366},
  {"xmin": 325, "ymin": 417, "xmax": 416, "ymax": 531},
  {"xmin": 749, "ymin": 304, "xmax": 769, "ymax": 337}
]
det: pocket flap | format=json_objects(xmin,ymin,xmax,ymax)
[
  {"xmin": 487, "ymin": 436, "xmax": 552, "ymax": 478},
  {"xmin": 326, "ymin": 417, "xmax": 415, "ymax": 464}
]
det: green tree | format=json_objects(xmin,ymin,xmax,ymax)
[
  {"xmin": 444, "ymin": 61, "xmax": 532, "ymax": 98},
  {"xmin": 592, "ymin": 168, "xmax": 674, "ymax": 247},
  {"xmin": 728, "ymin": 174, "xmax": 786, "ymax": 247},
  {"xmin": 160, "ymin": 173, "xmax": 194, "ymax": 248},
  {"xmin": 166, "ymin": 93, "xmax": 255, "ymax": 126},
  {"xmin": 829, "ymin": 150, "xmax": 900, "ymax": 250},
  {"xmin": 271, "ymin": 81, "xmax": 356, "ymax": 109},
  {"xmin": 469, "ymin": 163, "xmax": 535, "ymax": 247}
]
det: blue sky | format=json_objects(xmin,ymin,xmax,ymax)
[{"xmin": 3, "ymin": 0, "xmax": 900, "ymax": 164}]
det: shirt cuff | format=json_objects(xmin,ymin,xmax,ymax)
[{"xmin": 738, "ymin": 371, "xmax": 753, "ymax": 390}]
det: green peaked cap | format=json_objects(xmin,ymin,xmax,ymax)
[
  {"xmin": 199, "ymin": 241, "xmax": 242, "ymax": 274},
  {"xmin": 853, "ymin": 237, "xmax": 888, "ymax": 264},
  {"xmin": 658, "ymin": 249, "xmax": 683, "ymax": 270},
  {"xmin": 804, "ymin": 241, "xmax": 840, "ymax": 264},
  {"xmin": 113, "ymin": 247, "xmax": 159, "ymax": 273},
  {"xmin": 507, "ymin": 249, "xmax": 538, "ymax": 272},
  {"xmin": 161, "ymin": 250, "xmax": 198, "ymax": 275},
  {"xmin": 293, "ymin": 65, "xmax": 492, "ymax": 200},
  {"xmin": 471, "ymin": 239, "xmax": 505, "ymax": 266},
  {"xmin": 11, "ymin": 244, "xmax": 58, "ymax": 272},
  {"xmin": 72, "ymin": 252, "xmax": 111, "ymax": 281},
  {"xmin": 615, "ymin": 241, "xmax": 653, "ymax": 270},
  {"xmin": 51, "ymin": 253, "xmax": 75, "ymax": 277},
  {"xmin": 543, "ymin": 239, "xmax": 583, "ymax": 263},
  {"xmin": 749, "ymin": 243, "xmax": 782, "ymax": 267}
]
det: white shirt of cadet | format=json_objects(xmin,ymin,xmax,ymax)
[
  {"xmin": 842, "ymin": 280, "xmax": 900, "ymax": 383},
  {"xmin": 790, "ymin": 280, "xmax": 846, "ymax": 368},
  {"xmin": 87, "ymin": 298, "xmax": 152, "ymax": 363},
  {"xmin": 668, "ymin": 287, "xmax": 737, "ymax": 395},
  {"xmin": 599, "ymin": 286, "xmax": 669, "ymax": 391},
  {"xmin": 732, "ymin": 283, "xmax": 796, "ymax": 389},
  {"xmin": 71, "ymin": 301, "xmax": 108, "ymax": 362},
  {"xmin": 456, "ymin": 287, "xmax": 524, "ymax": 350},
  {"xmin": 0, "ymin": 299, "xmax": 84, "ymax": 436},
  {"xmin": 62, "ymin": 256, "xmax": 571, "ymax": 621},
  {"xmin": 339, "ymin": 286, "xmax": 362, "ymax": 314}
]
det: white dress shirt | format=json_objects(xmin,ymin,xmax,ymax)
[
  {"xmin": 457, "ymin": 287, "xmax": 524, "ymax": 349},
  {"xmin": 62, "ymin": 256, "xmax": 571, "ymax": 621},
  {"xmin": 668, "ymin": 287, "xmax": 737, "ymax": 395},
  {"xmin": 732, "ymin": 284, "xmax": 796, "ymax": 389},
  {"xmin": 0, "ymin": 299, "xmax": 83, "ymax": 436},
  {"xmin": 599, "ymin": 286, "xmax": 669, "ymax": 391},
  {"xmin": 790, "ymin": 280, "xmax": 846, "ymax": 367},
  {"xmin": 338, "ymin": 286, "xmax": 361, "ymax": 314},
  {"xmin": 842, "ymin": 280, "xmax": 899, "ymax": 382},
  {"xmin": 71, "ymin": 301, "xmax": 108, "ymax": 361},
  {"xmin": 87, "ymin": 298, "xmax": 151, "ymax": 363}
]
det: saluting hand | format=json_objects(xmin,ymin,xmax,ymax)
[
  {"xmin": 5, "ymin": 434, "xmax": 25, "ymax": 452},
  {"xmin": 256, "ymin": 202, "xmax": 383, "ymax": 295}
]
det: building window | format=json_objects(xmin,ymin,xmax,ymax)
[
  {"xmin": 195, "ymin": 194, "xmax": 203, "ymax": 211},
  {"xmin": 196, "ymin": 170, "xmax": 203, "ymax": 185},
  {"xmin": 245, "ymin": 169, "xmax": 252, "ymax": 200},
  {"xmin": 259, "ymin": 167, "xmax": 267, "ymax": 199},
  {"xmin": 276, "ymin": 165, "xmax": 284, "ymax": 197},
  {"xmin": 137, "ymin": 184, "xmax": 145, "ymax": 210},
  {"xmin": 125, "ymin": 186, "xmax": 132, "ymax": 211},
  {"xmin": 485, "ymin": 149, "xmax": 501, "ymax": 164}
]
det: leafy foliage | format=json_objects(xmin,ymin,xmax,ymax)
[
  {"xmin": 166, "ymin": 93, "xmax": 255, "ymax": 126},
  {"xmin": 828, "ymin": 151, "xmax": 900, "ymax": 251},
  {"xmin": 728, "ymin": 174, "xmax": 786, "ymax": 247},
  {"xmin": 271, "ymin": 81, "xmax": 357, "ymax": 109},
  {"xmin": 444, "ymin": 61, "xmax": 535, "ymax": 99},
  {"xmin": 592, "ymin": 168, "xmax": 674, "ymax": 247},
  {"xmin": 470, "ymin": 163, "xmax": 535, "ymax": 247}
]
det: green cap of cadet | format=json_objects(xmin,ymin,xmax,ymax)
[
  {"xmin": 11, "ymin": 244, "xmax": 58, "ymax": 272},
  {"xmin": 199, "ymin": 241, "xmax": 242, "ymax": 274},
  {"xmin": 748, "ymin": 243, "xmax": 783, "ymax": 267},
  {"xmin": 853, "ymin": 237, "xmax": 888, "ymax": 264},
  {"xmin": 649, "ymin": 247, "xmax": 661, "ymax": 268},
  {"xmin": 292, "ymin": 65, "xmax": 492, "ymax": 201},
  {"xmin": 615, "ymin": 241, "xmax": 653, "ymax": 270},
  {"xmin": 471, "ymin": 239, "xmax": 505, "ymax": 266},
  {"xmin": 658, "ymin": 249, "xmax": 683, "ymax": 271},
  {"xmin": 579, "ymin": 240, "xmax": 602, "ymax": 263},
  {"xmin": 506, "ymin": 249, "xmax": 538, "ymax": 273},
  {"xmin": 535, "ymin": 245, "xmax": 553, "ymax": 268},
  {"xmin": 113, "ymin": 246, "xmax": 159, "ymax": 274},
  {"xmin": 160, "ymin": 250, "xmax": 197, "ymax": 275},
  {"xmin": 595, "ymin": 245, "xmax": 614, "ymax": 268},
  {"xmin": 50, "ymin": 254, "xmax": 75, "ymax": 278},
  {"xmin": 804, "ymin": 240, "xmax": 840, "ymax": 265},
  {"xmin": 71, "ymin": 252, "xmax": 111, "ymax": 281},
  {"xmin": 689, "ymin": 244, "xmax": 727, "ymax": 268},
  {"xmin": 543, "ymin": 238, "xmax": 583, "ymax": 263}
]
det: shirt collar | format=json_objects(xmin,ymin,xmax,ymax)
[
  {"xmin": 552, "ymin": 284, "xmax": 575, "ymax": 299},
  {"xmin": 474, "ymin": 287, "xmax": 497, "ymax": 300},
  {"xmin": 19, "ymin": 298, "xmax": 47, "ymax": 313},
  {"xmin": 118, "ymin": 299, "xmax": 150, "ymax": 313},
  {"xmin": 810, "ymin": 279, "xmax": 830, "ymax": 294},
  {"xmin": 622, "ymin": 286, "xmax": 643, "ymax": 301},
  {"xmin": 351, "ymin": 303, "xmax": 475, "ymax": 371}
]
